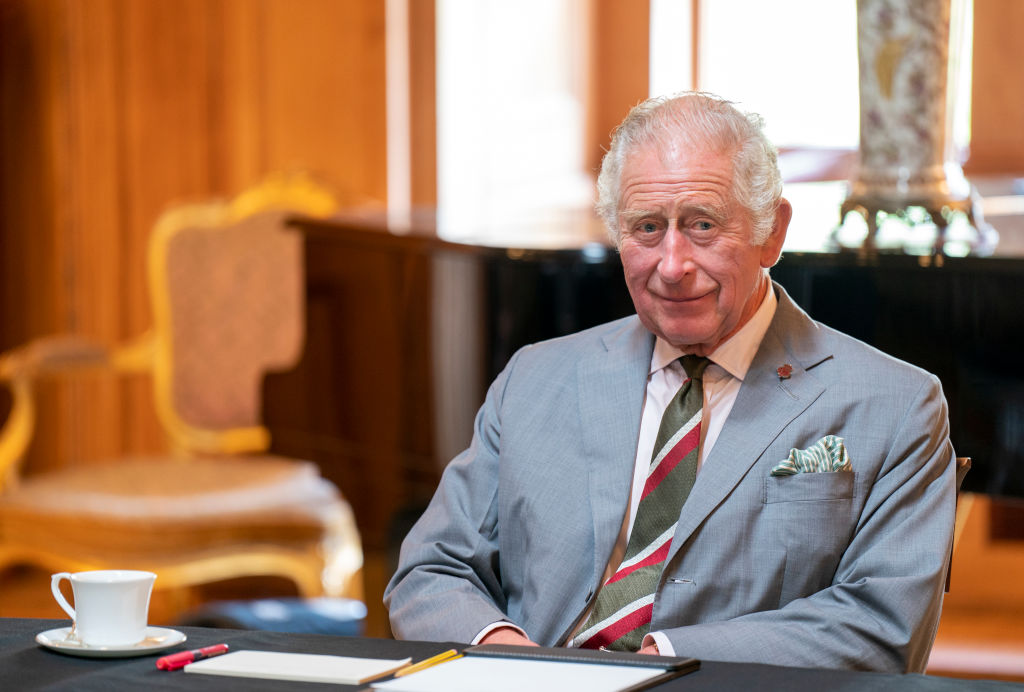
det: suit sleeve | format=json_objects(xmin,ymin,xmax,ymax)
[
  {"xmin": 657, "ymin": 373, "xmax": 956, "ymax": 673},
  {"xmin": 383, "ymin": 350, "xmax": 521, "ymax": 643}
]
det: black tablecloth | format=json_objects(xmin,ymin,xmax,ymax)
[{"xmin": 3, "ymin": 618, "xmax": 1022, "ymax": 691}]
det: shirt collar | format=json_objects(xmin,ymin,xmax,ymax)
[{"xmin": 650, "ymin": 282, "xmax": 778, "ymax": 382}]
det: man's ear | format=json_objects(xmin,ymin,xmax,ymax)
[{"xmin": 760, "ymin": 198, "xmax": 792, "ymax": 268}]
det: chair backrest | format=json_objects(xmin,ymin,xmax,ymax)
[
  {"xmin": 148, "ymin": 173, "xmax": 337, "ymax": 455},
  {"xmin": 954, "ymin": 456, "xmax": 971, "ymax": 494},
  {"xmin": 946, "ymin": 456, "xmax": 971, "ymax": 592}
]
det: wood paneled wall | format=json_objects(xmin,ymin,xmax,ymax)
[
  {"xmin": 408, "ymin": 0, "xmax": 436, "ymax": 207},
  {"xmin": 0, "ymin": 0, "xmax": 386, "ymax": 475},
  {"xmin": 2, "ymin": 0, "xmax": 1022, "ymax": 481},
  {"xmin": 584, "ymin": 0, "xmax": 650, "ymax": 176},
  {"xmin": 965, "ymin": 0, "xmax": 1024, "ymax": 175}
]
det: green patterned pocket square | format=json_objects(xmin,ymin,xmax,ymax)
[{"xmin": 771, "ymin": 435, "xmax": 852, "ymax": 476}]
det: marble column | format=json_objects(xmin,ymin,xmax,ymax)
[{"xmin": 839, "ymin": 0, "xmax": 995, "ymax": 254}]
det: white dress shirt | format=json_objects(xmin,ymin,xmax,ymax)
[{"xmin": 476, "ymin": 285, "xmax": 778, "ymax": 650}]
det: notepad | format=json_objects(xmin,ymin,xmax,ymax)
[
  {"xmin": 371, "ymin": 656, "xmax": 671, "ymax": 692},
  {"xmin": 184, "ymin": 650, "xmax": 412, "ymax": 684}
]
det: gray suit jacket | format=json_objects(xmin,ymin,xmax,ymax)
[{"xmin": 385, "ymin": 284, "xmax": 956, "ymax": 673}]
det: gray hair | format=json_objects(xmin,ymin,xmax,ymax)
[{"xmin": 596, "ymin": 92, "xmax": 783, "ymax": 248}]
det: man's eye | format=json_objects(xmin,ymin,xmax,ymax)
[
  {"xmin": 695, "ymin": 220, "xmax": 714, "ymax": 232},
  {"xmin": 639, "ymin": 222, "xmax": 659, "ymax": 233}
]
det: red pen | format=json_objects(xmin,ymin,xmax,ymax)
[{"xmin": 156, "ymin": 643, "xmax": 230, "ymax": 671}]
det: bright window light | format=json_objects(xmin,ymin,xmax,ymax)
[
  {"xmin": 649, "ymin": 0, "xmax": 694, "ymax": 97},
  {"xmin": 436, "ymin": 0, "xmax": 593, "ymax": 243},
  {"xmin": 651, "ymin": 0, "xmax": 859, "ymax": 149}
]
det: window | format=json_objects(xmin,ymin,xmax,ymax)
[
  {"xmin": 435, "ymin": 0, "xmax": 592, "ymax": 243},
  {"xmin": 652, "ymin": 0, "xmax": 859, "ymax": 149}
]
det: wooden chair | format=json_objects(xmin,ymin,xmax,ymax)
[{"xmin": 0, "ymin": 173, "xmax": 362, "ymax": 603}]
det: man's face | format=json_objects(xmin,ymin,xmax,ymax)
[{"xmin": 617, "ymin": 144, "xmax": 789, "ymax": 356}]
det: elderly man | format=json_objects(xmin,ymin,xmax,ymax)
[{"xmin": 385, "ymin": 92, "xmax": 956, "ymax": 673}]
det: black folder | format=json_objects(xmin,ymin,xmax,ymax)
[{"xmin": 463, "ymin": 644, "xmax": 700, "ymax": 690}]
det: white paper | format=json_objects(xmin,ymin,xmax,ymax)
[
  {"xmin": 184, "ymin": 650, "xmax": 412, "ymax": 684},
  {"xmin": 371, "ymin": 656, "xmax": 667, "ymax": 692}
]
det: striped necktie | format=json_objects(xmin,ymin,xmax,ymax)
[{"xmin": 572, "ymin": 355, "xmax": 710, "ymax": 651}]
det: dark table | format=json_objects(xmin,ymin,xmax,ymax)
[{"xmin": 4, "ymin": 618, "xmax": 1022, "ymax": 691}]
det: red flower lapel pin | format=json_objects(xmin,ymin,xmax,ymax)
[{"xmin": 777, "ymin": 363, "xmax": 793, "ymax": 380}]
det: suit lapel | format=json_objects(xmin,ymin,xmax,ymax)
[
  {"xmin": 577, "ymin": 318, "xmax": 653, "ymax": 584},
  {"xmin": 667, "ymin": 285, "xmax": 832, "ymax": 560}
]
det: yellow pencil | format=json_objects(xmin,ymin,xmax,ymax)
[{"xmin": 393, "ymin": 649, "xmax": 461, "ymax": 677}]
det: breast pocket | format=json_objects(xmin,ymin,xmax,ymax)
[
  {"xmin": 763, "ymin": 472, "xmax": 857, "ymax": 606},
  {"xmin": 764, "ymin": 470, "xmax": 855, "ymax": 504}
]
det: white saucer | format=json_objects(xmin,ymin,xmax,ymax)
[{"xmin": 36, "ymin": 626, "xmax": 187, "ymax": 658}]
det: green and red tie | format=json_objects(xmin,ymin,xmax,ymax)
[{"xmin": 572, "ymin": 355, "xmax": 710, "ymax": 651}]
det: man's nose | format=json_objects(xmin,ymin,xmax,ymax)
[{"xmin": 657, "ymin": 228, "xmax": 695, "ymax": 282}]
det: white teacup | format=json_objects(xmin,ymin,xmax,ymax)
[{"xmin": 50, "ymin": 570, "xmax": 156, "ymax": 647}]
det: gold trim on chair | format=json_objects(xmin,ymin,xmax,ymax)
[
  {"xmin": 0, "ymin": 333, "xmax": 159, "ymax": 492},
  {"xmin": 0, "ymin": 374, "xmax": 33, "ymax": 494},
  {"xmin": 0, "ymin": 172, "xmax": 362, "ymax": 607},
  {"xmin": 147, "ymin": 173, "xmax": 338, "ymax": 456}
]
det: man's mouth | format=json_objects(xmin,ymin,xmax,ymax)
[{"xmin": 654, "ymin": 290, "xmax": 712, "ymax": 303}]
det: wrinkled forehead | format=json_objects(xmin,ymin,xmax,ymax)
[
  {"xmin": 620, "ymin": 136, "xmax": 737, "ymax": 188},
  {"xmin": 627, "ymin": 122, "xmax": 739, "ymax": 173}
]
